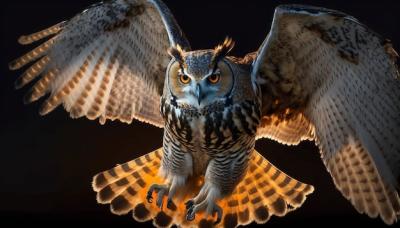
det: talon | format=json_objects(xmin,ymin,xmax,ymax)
[
  {"xmin": 185, "ymin": 200, "xmax": 194, "ymax": 210},
  {"xmin": 146, "ymin": 191, "xmax": 153, "ymax": 203},
  {"xmin": 213, "ymin": 205, "xmax": 223, "ymax": 225},
  {"xmin": 186, "ymin": 208, "xmax": 195, "ymax": 221},
  {"xmin": 147, "ymin": 184, "xmax": 171, "ymax": 210}
]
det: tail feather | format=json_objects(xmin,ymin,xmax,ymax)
[
  {"xmin": 92, "ymin": 149, "xmax": 314, "ymax": 227},
  {"xmin": 96, "ymin": 158, "xmax": 159, "ymax": 204},
  {"xmin": 218, "ymin": 150, "xmax": 314, "ymax": 227},
  {"xmin": 233, "ymin": 188, "xmax": 251, "ymax": 226},
  {"xmin": 93, "ymin": 149, "xmax": 162, "ymax": 191}
]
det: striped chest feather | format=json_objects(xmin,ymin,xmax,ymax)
[{"xmin": 161, "ymin": 98, "xmax": 261, "ymax": 156}]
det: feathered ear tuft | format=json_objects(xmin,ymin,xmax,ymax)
[
  {"xmin": 168, "ymin": 45, "xmax": 185, "ymax": 66},
  {"xmin": 211, "ymin": 37, "xmax": 235, "ymax": 67}
]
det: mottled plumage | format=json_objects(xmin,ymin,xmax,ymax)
[{"xmin": 10, "ymin": 1, "xmax": 399, "ymax": 227}]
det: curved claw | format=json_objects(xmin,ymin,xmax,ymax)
[
  {"xmin": 213, "ymin": 205, "xmax": 223, "ymax": 225},
  {"xmin": 147, "ymin": 184, "xmax": 171, "ymax": 209},
  {"xmin": 185, "ymin": 200, "xmax": 194, "ymax": 210},
  {"xmin": 146, "ymin": 191, "xmax": 153, "ymax": 203},
  {"xmin": 186, "ymin": 208, "xmax": 195, "ymax": 221}
]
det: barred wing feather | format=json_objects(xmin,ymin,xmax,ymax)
[{"xmin": 253, "ymin": 5, "xmax": 400, "ymax": 224}]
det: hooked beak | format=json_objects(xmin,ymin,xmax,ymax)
[{"xmin": 195, "ymin": 84, "xmax": 202, "ymax": 105}]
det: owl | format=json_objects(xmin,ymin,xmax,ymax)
[{"xmin": 9, "ymin": 0, "xmax": 400, "ymax": 227}]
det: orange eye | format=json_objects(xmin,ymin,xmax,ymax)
[
  {"xmin": 208, "ymin": 73, "xmax": 220, "ymax": 84},
  {"xmin": 179, "ymin": 74, "xmax": 191, "ymax": 84}
]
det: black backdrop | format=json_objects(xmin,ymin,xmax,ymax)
[{"xmin": 1, "ymin": 0, "xmax": 399, "ymax": 227}]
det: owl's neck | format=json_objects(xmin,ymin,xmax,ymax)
[{"xmin": 161, "ymin": 97, "xmax": 234, "ymax": 118}]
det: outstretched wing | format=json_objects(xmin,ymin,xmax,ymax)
[
  {"xmin": 252, "ymin": 5, "xmax": 400, "ymax": 224},
  {"xmin": 10, "ymin": 0, "xmax": 190, "ymax": 127}
]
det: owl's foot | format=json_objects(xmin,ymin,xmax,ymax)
[
  {"xmin": 185, "ymin": 184, "xmax": 223, "ymax": 224},
  {"xmin": 186, "ymin": 200, "xmax": 222, "ymax": 224},
  {"xmin": 146, "ymin": 184, "xmax": 176, "ymax": 210}
]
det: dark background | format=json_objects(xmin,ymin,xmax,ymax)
[{"xmin": 1, "ymin": 0, "xmax": 399, "ymax": 227}]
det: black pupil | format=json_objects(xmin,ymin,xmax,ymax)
[
  {"xmin": 182, "ymin": 75, "xmax": 188, "ymax": 81},
  {"xmin": 210, "ymin": 74, "xmax": 218, "ymax": 81}
]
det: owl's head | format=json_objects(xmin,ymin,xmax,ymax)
[{"xmin": 165, "ymin": 38, "xmax": 238, "ymax": 109}]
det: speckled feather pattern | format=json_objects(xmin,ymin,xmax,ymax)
[{"xmin": 254, "ymin": 5, "xmax": 400, "ymax": 224}]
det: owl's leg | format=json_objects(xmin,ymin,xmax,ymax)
[
  {"xmin": 185, "ymin": 151, "xmax": 249, "ymax": 224},
  {"xmin": 147, "ymin": 150, "xmax": 193, "ymax": 210}
]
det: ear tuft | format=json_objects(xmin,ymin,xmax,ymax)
[
  {"xmin": 211, "ymin": 37, "xmax": 235, "ymax": 67},
  {"xmin": 168, "ymin": 45, "xmax": 185, "ymax": 65}
]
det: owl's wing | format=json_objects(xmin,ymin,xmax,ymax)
[
  {"xmin": 252, "ymin": 5, "xmax": 400, "ymax": 224},
  {"xmin": 10, "ymin": 0, "xmax": 190, "ymax": 127}
]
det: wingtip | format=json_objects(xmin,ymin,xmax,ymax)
[
  {"xmin": 22, "ymin": 88, "xmax": 42, "ymax": 105},
  {"xmin": 38, "ymin": 108, "xmax": 50, "ymax": 116},
  {"xmin": 18, "ymin": 35, "xmax": 30, "ymax": 45},
  {"xmin": 9, "ymin": 60, "xmax": 19, "ymax": 71},
  {"xmin": 23, "ymin": 91, "xmax": 34, "ymax": 105},
  {"xmin": 14, "ymin": 77, "xmax": 24, "ymax": 90}
]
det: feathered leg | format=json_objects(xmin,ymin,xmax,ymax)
[
  {"xmin": 147, "ymin": 141, "xmax": 193, "ymax": 210},
  {"xmin": 185, "ymin": 150, "xmax": 249, "ymax": 224}
]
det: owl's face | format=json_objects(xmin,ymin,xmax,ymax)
[{"xmin": 166, "ymin": 50, "xmax": 235, "ymax": 108}]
